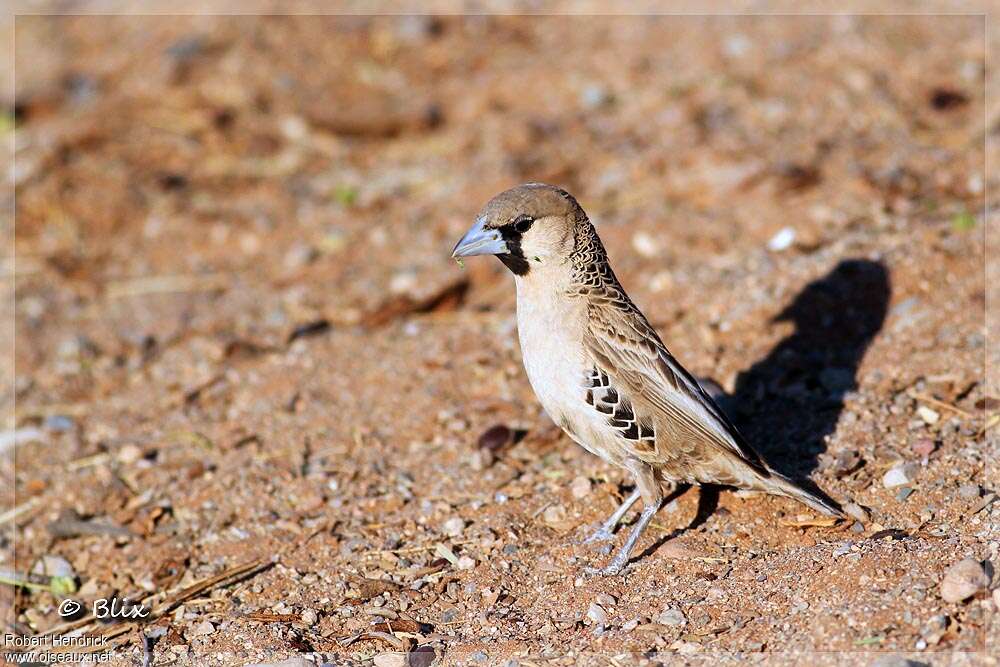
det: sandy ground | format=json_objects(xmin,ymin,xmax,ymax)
[{"xmin": 3, "ymin": 11, "xmax": 996, "ymax": 667}]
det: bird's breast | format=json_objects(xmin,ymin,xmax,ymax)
[{"xmin": 514, "ymin": 282, "xmax": 589, "ymax": 435}]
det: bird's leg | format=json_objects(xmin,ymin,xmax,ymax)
[
  {"xmin": 581, "ymin": 488, "xmax": 641, "ymax": 544},
  {"xmin": 588, "ymin": 460, "xmax": 663, "ymax": 576}
]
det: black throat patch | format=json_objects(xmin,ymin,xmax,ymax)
[{"xmin": 496, "ymin": 225, "xmax": 530, "ymax": 276}]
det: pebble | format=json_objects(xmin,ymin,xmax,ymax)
[
  {"xmin": 850, "ymin": 521, "xmax": 864, "ymax": 533},
  {"xmin": 44, "ymin": 415, "xmax": 75, "ymax": 432},
  {"xmin": 542, "ymin": 504, "xmax": 567, "ymax": 526},
  {"xmin": 283, "ymin": 242, "xmax": 318, "ymax": 270},
  {"xmin": 456, "ymin": 556, "xmax": 476, "ymax": 570},
  {"xmin": 586, "ymin": 602, "xmax": 608, "ymax": 624},
  {"xmin": 244, "ymin": 658, "xmax": 315, "ymax": 667},
  {"xmin": 917, "ymin": 406, "xmax": 940, "ymax": 425},
  {"xmin": 920, "ymin": 614, "xmax": 948, "ymax": 645},
  {"xmin": 117, "ymin": 444, "xmax": 144, "ymax": 465},
  {"xmin": 940, "ymin": 558, "xmax": 990, "ymax": 603},
  {"xmin": 595, "ymin": 593, "xmax": 616, "ymax": 607},
  {"xmin": 896, "ymin": 487, "xmax": 914, "ymax": 502},
  {"xmin": 580, "ymin": 84, "xmax": 613, "ymax": 110},
  {"xmin": 832, "ymin": 541, "xmax": 853, "ymax": 557},
  {"xmin": 442, "ymin": 517, "xmax": 465, "ymax": 537},
  {"xmin": 958, "ymin": 483, "xmax": 981, "ymax": 500},
  {"xmin": 469, "ymin": 449, "xmax": 495, "ymax": 471},
  {"xmin": 190, "ymin": 620, "xmax": 215, "ymax": 636},
  {"xmin": 570, "ymin": 476, "xmax": 592, "ymax": 499},
  {"xmin": 870, "ymin": 657, "xmax": 929, "ymax": 667},
  {"xmin": 478, "ymin": 424, "xmax": 513, "ymax": 452},
  {"xmin": 656, "ymin": 607, "xmax": 686, "ymax": 627},
  {"xmin": 373, "ymin": 653, "xmax": 408, "ymax": 667},
  {"xmin": 882, "ymin": 463, "xmax": 917, "ymax": 488},
  {"xmin": 910, "ymin": 438, "xmax": 936, "ymax": 457},
  {"xmin": 830, "ymin": 449, "xmax": 862, "ymax": 477},
  {"xmin": 300, "ymin": 608, "xmax": 318, "ymax": 626},
  {"xmin": 843, "ymin": 502, "xmax": 870, "ymax": 523},
  {"xmin": 31, "ymin": 555, "xmax": 75, "ymax": 580},
  {"xmin": 631, "ymin": 231, "xmax": 660, "ymax": 258},
  {"xmin": 767, "ymin": 227, "xmax": 796, "ymax": 251},
  {"xmin": 622, "ymin": 616, "xmax": 647, "ymax": 632}
]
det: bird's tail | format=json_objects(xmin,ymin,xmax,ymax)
[{"xmin": 758, "ymin": 468, "xmax": 845, "ymax": 517}]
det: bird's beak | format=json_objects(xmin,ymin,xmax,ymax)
[{"xmin": 452, "ymin": 217, "xmax": 509, "ymax": 258}]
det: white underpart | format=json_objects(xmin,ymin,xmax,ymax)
[{"xmin": 513, "ymin": 266, "xmax": 615, "ymax": 463}]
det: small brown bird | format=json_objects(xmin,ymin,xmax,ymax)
[{"xmin": 452, "ymin": 183, "xmax": 844, "ymax": 575}]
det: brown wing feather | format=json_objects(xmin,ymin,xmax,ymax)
[{"xmin": 583, "ymin": 296, "xmax": 769, "ymax": 477}]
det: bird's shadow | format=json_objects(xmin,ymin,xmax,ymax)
[
  {"xmin": 722, "ymin": 258, "xmax": 891, "ymax": 478},
  {"xmin": 633, "ymin": 259, "xmax": 891, "ymax": 557}
]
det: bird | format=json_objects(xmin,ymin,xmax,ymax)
[{"xmin": 452, "ymin": 182, "xmax": 845, "ymax": 576}]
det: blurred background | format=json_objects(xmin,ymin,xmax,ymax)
[{"xmin": 2, "ymin": 11, "xmax": 993, "ymax": 663}]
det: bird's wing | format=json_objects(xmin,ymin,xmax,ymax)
[{"xmin": 583, "ymin": 295, "xmax": 768, "ymax": 475}]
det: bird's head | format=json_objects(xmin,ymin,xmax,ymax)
[{"xmin": 451, "ymin": 183, "xmax": 584, "ymax": 276}]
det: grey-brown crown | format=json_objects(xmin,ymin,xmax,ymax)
[{"xmin": 477, "ymin": 183, "xmax": 585, "ymax": 229}]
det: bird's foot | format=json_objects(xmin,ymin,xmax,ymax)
[
  {"xmin": 580, "ymin": 525, "xmax": 615, "ymax": 545},
  {"xmin": 583, "ymin": 560, "xmax": 627, "ymax": 577},
  {"xmin": 583, "ymin": 555, "xmax": 628, "ymax": 577}
]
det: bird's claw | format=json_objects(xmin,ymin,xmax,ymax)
[
  {"xmin": 583, "ymin": 562, "xmax": 627, "ymax": 577},
  {"xmin": 580, "ymin": 526, "xmax": 614, "ymax": 545}
]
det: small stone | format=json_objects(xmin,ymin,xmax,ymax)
[
  {"xmin": 570, "ymin": 476, "xmax": 592, "ymax": 499},
  {"xmin": 580, "ymin": 84, "xmax": 613, "ymax": 109},
  {"xmin": 830, "ymin": 449, "xmax": 862, "ymax": 477},
  {"xmin": 586, "ymin": 602, "xmax": 608, "ymax": 624},
  {"xmin": 117, "ymin": 444, "xmax": 143, "ymax": 465},
  {"xmin": 542, "ymin": 504, "xmax": 567, "ymax": 526},
  {"xmin": 44, "ymin": 415, "xmax": 75, "ymax": 432},
  {"xmin": 843, "ymin": 502, "xmax": 870, "ymax": 523},
  {"xmin": 870, "ymin": 657, "xmax": 930, "ymax": 667},
  {"xmin": 190, "ymin": 620, "xmax": 215, "ymax": 636},
  {"xmin": 622, "ymin": 616, "xmax": 646, "ymax": 632},
  {"xmin": 478, "ymin": 424, "xmax": 514, "ymax": 452},
  {"xmin": 910, "ymin": 438, "xmax": 936, "ymax": 457},
  {"xmin": 244, "ymin": 658, "xmax": 315, "ymax": 667},
  {"xmin": 920, "ymin": 614, "xmax": 948, "ymax": 645},
  {"xmin": 389, "ymin": 271, "xmax": 418, "ymax": 294},
  {"xmin": 373, "ymin": 653, "xmax": 408, "ymax": 667},
  {"xmin": 300, "ymin": 608, "xmax": 318, "ymax": 626},
  {"xmin": 656, "ymin": 607, "xmax": 686, "ymax": 627},
  {"xmin": 940, "ymin": 558, "xmax": 990, "ymax": 603},
  {"xmin": 850, "ymin": 521, "xmax": 864, "ymax": 533},
  {"xmin": 832, "ymin": 541, "xmax": 853, "ymax": 557},
  {"xmin": 632, "ymin": 231, "xmax": 660, "ymax": 258},
  {"xmin": 31, "ymin": 555, "xmax": 75, "ymax": 580},
  {"xmin": 470, "ymin": 651, "xmax": 488, "ymax": 663},
  {"xmin": 469, "ymin": 449, "xmax": 495, "ymax": 471},
  {"xmin": 767, "ymin": 227, "xmax": 795, "ymax": 251},
  {"xmin": 596, "ymin": 593, "xmax": 616, "ymax": 607},
  {"xmin": 283, "ymin": 242, "xmax": 318, "ymax": 270},
  {"xmin": 456, "ymin": 556, "xmax": 476, "ymax": 570},
  {"xmin": 896, "ymin": 487, "xmax": 914, "ymax": 502},
  {"xmin": 882, "ymin": 463, "xmax": 917, "ymax": 488},
  {"xmin": 958, "ymin": 483, "xmax": 981, "ymax": 500},
  {"xmin": 442, "ymin": 517, "xmax": 465, "ymax": 537},
  {"xmin": 917, "ymin": 406, "xmax": 940, "ymax": 425}
]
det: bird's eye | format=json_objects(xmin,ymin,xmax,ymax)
[{"xmin": 513, "ymin": 216, "xmax": 534, "ymax": 234}]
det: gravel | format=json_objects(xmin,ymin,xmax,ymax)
[{"xmin": 940, "ymin": 558, "xmax": 990, "ymax": 603}]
